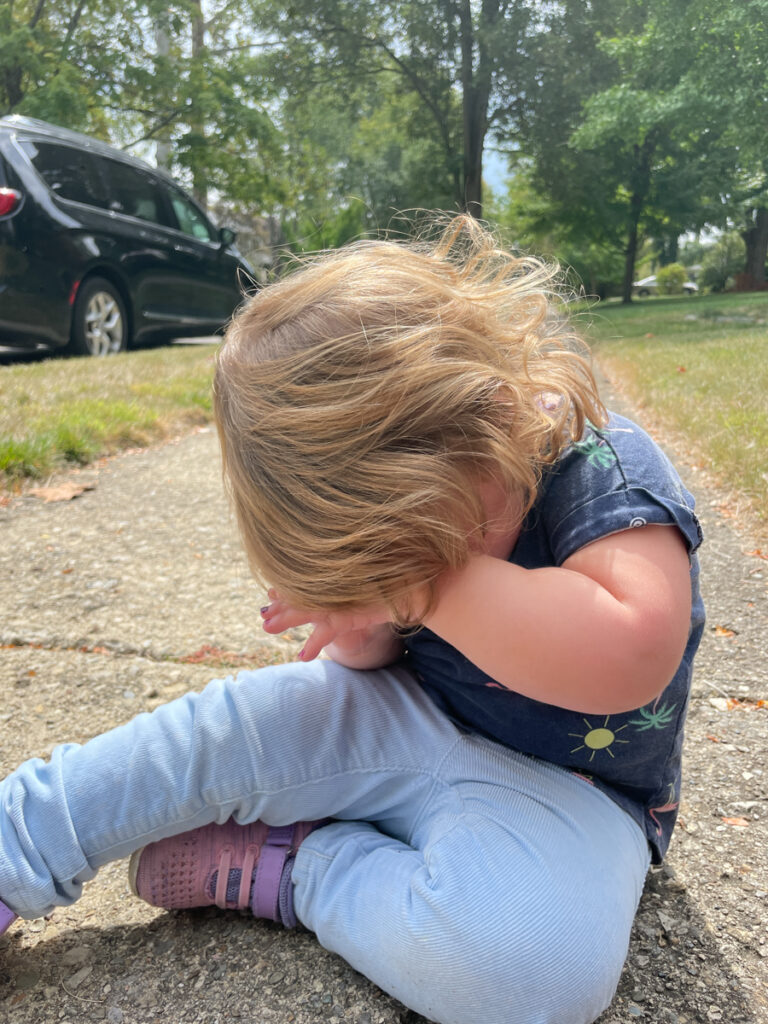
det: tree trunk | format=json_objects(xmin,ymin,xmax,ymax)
[
  {"xmin": 740, "ymin": 206, "xmax": 768, "ymax": 288},
  {"xmin": 190, "ymin": 0, "xmax": 208, "ymax": 209},
  {"xmin": 1, "ymin": 65, "xmax": 25, "ymax": 112},
  {"xmin": 622, "ymin": 219, "xmax": 640, "ymax": 305},
  {"xmin": 621, "ymin": 137, "xmax": 655, "ymax": 304},
  {"xmin": 458, "ymin": 0, "xmax": 498, "ymax": 219},
  {"xmin": 154, "ymin": 18, "xmax": 172, "ymax": 172}
]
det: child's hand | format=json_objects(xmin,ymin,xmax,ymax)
[{"xmin": 260, "ymin": 591, "xmax": 396, "ymax": 664}]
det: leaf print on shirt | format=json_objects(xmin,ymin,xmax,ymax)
[
  {"xmin": 628, "ymin": 700, "xmax": 677, "ymax": 732},
  {"xmin": 571, "ymin": 436, "xmax": 618, "ymax": 470},
  {"xmin": 569, "ymin": 716, "xmax": 630, "ymax": 761}
]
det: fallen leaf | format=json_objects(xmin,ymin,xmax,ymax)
[
  {"xmin": 178, "ymin": 644, "xmax": 279, "ymax": 669},
  {"xmin": 705, "ymin": 734, "xmax": 720, "ymax": 742},
  {"xmin": 677, "ymin": 366, "xmax": 687, "ymax": 373},
  {"xmin": 721, "ymin": 817, "xmax": 750, "ymax": 828},
  {"xmin": 713, "ymin": 625, "xmax": 736, "ymax": 638},
  {"xmin": 726, "ymin": 698, "xmax": 766, "ymax": 711},
  {"xmin": 747, "ymin": 549, "xmax": 768, "ymax": 561},
  {"xmin": 29, "ymin": 482, "xmax": 95, "ymax": 503}
]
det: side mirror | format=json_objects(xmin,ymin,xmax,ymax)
[{"xmin": 219, "ymin": 226, "xmax": 237, "ymax": 247}]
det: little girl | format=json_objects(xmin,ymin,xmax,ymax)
[{"xmin": 0, "ymin": 216, "xmax": 703, "ymax": 1024}]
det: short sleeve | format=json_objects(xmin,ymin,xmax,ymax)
[{"xmin": 539, "ymin": 414, "xmax": 703, "ymax": 566}]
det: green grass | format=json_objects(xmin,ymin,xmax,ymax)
[
  {"xmin": 0, "ymin": 344, "xmax": 216, "ymax": 486},
  {"xmin": 584, "ymin": 291, "xmax": 768, "ymax": 536},
  {"xmin": 3, "ymin": 295, "xmax": 768, "ymax": 540}
]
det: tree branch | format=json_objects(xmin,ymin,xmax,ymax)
[
  {"xmin": 62, "ymin": 0, "xmax": 87, "ymax": 54},
  {"xmin": 28, "ymin": 0, "xmax": 47, "ymax": 30}
]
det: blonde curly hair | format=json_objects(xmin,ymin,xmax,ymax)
[{"xmin": 214, "ymin": 214, "xmax": 605, "ymax": 622}]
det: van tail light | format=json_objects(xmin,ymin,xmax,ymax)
[{"xmin": 0, "ymin": 187, "xmax": 22, "ymax": 216}]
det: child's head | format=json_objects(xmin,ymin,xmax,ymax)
[{"xmin": 214, "ymin": 214, "xmax": 604, "ymax": 621}]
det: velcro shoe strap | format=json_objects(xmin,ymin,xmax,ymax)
[
  {"xmin": 0, "ymin": 900, "xmax": 17, "ymax": 934},
  {"xmin": 251, "ymin": 826, "xmax": 296, "ymax": 922}
]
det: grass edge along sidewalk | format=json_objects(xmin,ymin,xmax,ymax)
[
  {"xmin": 0, "ymin": 344, "xmax": 217, "ymax": 487},
  {"xmin": 584, "ymin": 290, "xmax": 768, "ymax": 541},
  {"xmin": 2, "ymin": 292, "xmax": 767, "ymax": 542}
]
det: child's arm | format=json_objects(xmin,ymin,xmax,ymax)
[
  {"xmin": 423, "ymin": 524, "xmax": 692, "ymax": 714},
  {"xmin": 322, "ymin": 624, "xmax": 405, "ymax": 670}
]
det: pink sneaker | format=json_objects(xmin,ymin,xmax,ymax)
[
  {"xmin": 0, "ymin": 900, "xmax": 17, "ymax": 934},
  {"xmin": 128, "ymin": 818, "xmax": 323, "ymax": 927}
]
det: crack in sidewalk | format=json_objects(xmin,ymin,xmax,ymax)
[{"xmin": 1, "ymin": 635, "xmax": 286, "ymax": 671}]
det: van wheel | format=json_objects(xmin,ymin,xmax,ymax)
[{"xmin": 69, "ymin": 278, "xmax": 128, "ymax": 356}]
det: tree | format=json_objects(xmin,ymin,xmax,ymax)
[
  {"xmin": 583, "ymin": 0, "xmax": 768, "ymax": 290},
  {"xmin": 488, "ymin": 163, "xmax": 626, "ymax": 298},
  {"xmin": 256, "ymin": 0, "xmax": 547, "ymax": 218},
  {"xmin": 699, "ymin": 233, "xmax": 746, "ymax": 293},
  {"xmin": 115, "ymin": 1, "xmax": 284, "ymax": 214},
  {"xmin": 687, "ymin": 0, "xmax": 768, "ymax": 287},
  {"xmin": 0, "ymin": 0, "xmax": 133, "ymax": 131},
  {"xmin": 510, "ymin": 0, "xmax": 738, "ymax": 304}
]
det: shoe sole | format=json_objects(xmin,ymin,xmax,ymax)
[{"xmin": 127, "ymin": 848, "xmax": 143, "ymax": 899}]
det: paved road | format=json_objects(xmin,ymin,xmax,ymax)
[{"xmin": 0, "ymin": 369, "xmax": 766, "ymax": 1024}]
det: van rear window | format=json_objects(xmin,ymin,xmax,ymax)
[{"xmin": 20, "ymin": 141, "xmax": 107, "ymax": 207}]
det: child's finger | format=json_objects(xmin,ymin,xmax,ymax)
[
  {"xmin": 298, "ymin": 622, "xmax": 336, "ymax": 661},
  {"xmin": 261, "ymin": 607, "xmax": 311, "ymax": 633}
]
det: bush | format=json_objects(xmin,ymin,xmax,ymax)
[
  {"xmin": 655, "ymin": 263, "xmax": 688, "ymax": 295},
  {"xmin": 699, "ymin": 232, "xmax": 746, "ymax": 292}
]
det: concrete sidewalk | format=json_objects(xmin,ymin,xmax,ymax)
[{"xmin": 0, "ymin": 377, "xmax": 766, "ymax": 1023}]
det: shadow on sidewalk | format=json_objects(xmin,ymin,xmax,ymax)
[{"xmin": 0, "ymin": 866, "xmax": 758, "ymax": 1024}]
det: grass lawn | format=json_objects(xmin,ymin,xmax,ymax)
[
  {"xmin": 3, "ymin": 293, "xmax": 768, "ymax": 540},
  {"xmin": 585, "ymin": 291, "xmax": 768, "ymax": 537},
  {"xmin": 0, "ymin": 343, "xmax": 217, "ymax": 486}
]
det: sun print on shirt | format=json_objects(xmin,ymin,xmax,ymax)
[{"xmin": 569, "ymin": 715, "xmax": 630, "ymax": 761}]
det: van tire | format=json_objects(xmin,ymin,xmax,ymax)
[{"xmin": 68, "ymin": 278, "xmax": 129, "ymax": 356}]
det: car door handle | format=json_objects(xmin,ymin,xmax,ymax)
[{"xmin": 173, "ymin": 243, "xmax": 201, "ymax": 258}]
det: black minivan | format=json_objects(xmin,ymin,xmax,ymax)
[{"xmin": 0, "ymin": 116, "xmax": 253, "ymax": 356}]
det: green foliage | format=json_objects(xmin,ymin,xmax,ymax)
[
  {"xmin": 256, "ymin": 0, "xmax": 548, "ymax": 217},
  {"xmin": 0, "ymin": 0, "xmax": 128, "ymax": 129},
  {"xmin": 699, "ymin": 234, "xmax": 747, "ymax": 293},
  {"xmin": 489, "ymin": 165, "xmax": 625, "ymax": 298},
  {"xmin": 503, "ymin": 0, "xmax": 768, "ymax": 302},
  {"xmin": 655, "ymin": 263, "xmax": 688, "ymax": 295},
  {"xmin": 2, "ymin": 0, "xmax": 768, "ymax": 274},
  {"xmin": 678, "ymin": 238, "xmax": 707, "ymax": 268}
]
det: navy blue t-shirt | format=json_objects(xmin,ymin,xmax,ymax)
[{"xmin": 404, "ymin": 412, "xmax": 705, "ymax": 862}]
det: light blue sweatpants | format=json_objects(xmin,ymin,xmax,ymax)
[{"xmin": 0, "ymin": 660, "xmax": 650, "ymax": 1024}]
